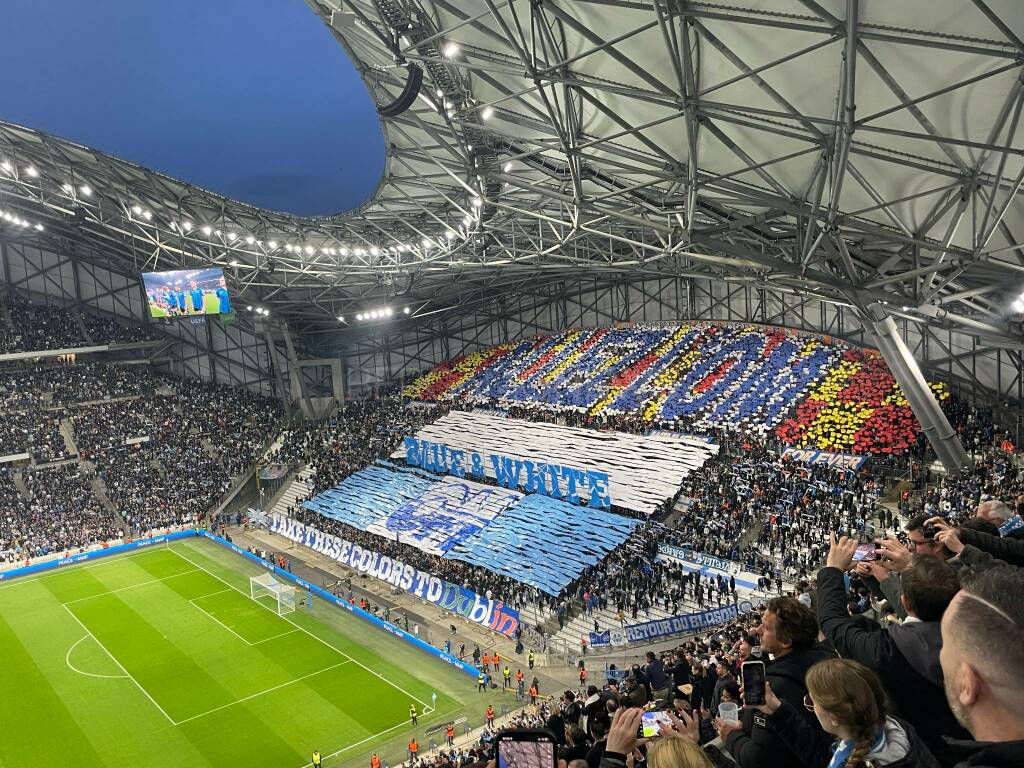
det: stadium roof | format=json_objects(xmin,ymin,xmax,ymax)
[{"xmin": 1, "ymin": 0, "xmax": 1023, "ymax": 343}]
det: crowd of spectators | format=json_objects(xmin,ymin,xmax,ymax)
[
  {"xmin": 470, "ymin": 501, "xmax": 1024, "ymax": 768},
  {"xmin": 0, "ymin": 293, "xmax": 156, "ymax": 353},
  {"xmin": 0, "ymin": 359, "xmax": 282, "ymax": 560},
  {"xmin": 1, "ymin": 463, "xmax": 121, "ymax": 561}
]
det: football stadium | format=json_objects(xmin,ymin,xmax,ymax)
[{"xmin": 1, "ymin": 2, "xmax": 1023, "ymax": 768}]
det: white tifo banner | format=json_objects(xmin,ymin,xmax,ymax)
[{"xmin": 395, "ymin": 411, "xmax": 719, "ymax": 514}]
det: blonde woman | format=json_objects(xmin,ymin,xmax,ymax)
[{"xmin": 753, "ymin": 659, "xmax": 939, "ymax": 768}]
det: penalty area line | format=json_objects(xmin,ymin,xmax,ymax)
[
  {"xmin": 170, "ymin": 542, "xmax": 432, "ymax": 709},
  {"xmin": 298, "ymin": 705, "xmax": 436, "ymax": 768},
  {"xmin": 61, "ymin": 603, "xmax": 176, "ymax": 725}
]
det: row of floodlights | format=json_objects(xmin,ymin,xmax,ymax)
[
  {"xmin": 2, "ymin": 158, "xmax": 483, "ymax": 255},
  {"xmin": 246, "ymin": 306, "xmax": 270, "ymax": 316},
  {"xmin": 337, "ymin": 306, "xmax": 412, "ymax": 323}
]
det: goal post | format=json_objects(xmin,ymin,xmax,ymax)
[{"xmin": 249, "ymin": 573, "xmax": 296, "ymax": 615}]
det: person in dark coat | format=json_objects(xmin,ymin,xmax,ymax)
[
  {"xmin": 753, "ymin": 658, "xmax": 939, "ymax": 768},
  {"xmin": 719, "ymin": 597, "xmax": 834, "ymax": 768},
  {"xmin": 817, "ymin": 538, "xmax": 971, "ymax": 767},
  {"xmin": 940, "ymin": 566, "xmax": 1024, "ymax": 768}
]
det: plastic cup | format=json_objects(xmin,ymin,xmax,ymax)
[{"xmin": 719, "ymin": 702, "xmax": 739, "ymax": 722}]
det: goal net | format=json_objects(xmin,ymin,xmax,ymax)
[{"xmin": 249, "ymin": 573, "xmax": 296, "ymax": 615}]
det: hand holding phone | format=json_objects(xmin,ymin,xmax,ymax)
[
  {"xmin": 495, "ymin": 730, "xmax": 557, "ymax": 768},
  {"xmin": 741, "ymin": 661, "xmax": 766, "ymax": 707},
  {"xmin": 638, "ymin": 710, "xmax": 672, "ymax": 738}
]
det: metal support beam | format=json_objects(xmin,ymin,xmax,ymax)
[{"xmin": 861, "ymin": 302, "xmax": 972, "ymax": 474}]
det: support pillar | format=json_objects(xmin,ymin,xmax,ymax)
[{"xmin": 861, "ymin": 302, "xmax": 972, "ymax": 474}]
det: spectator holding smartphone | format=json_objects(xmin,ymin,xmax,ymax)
[{"xmin": 816, "ymin": 535, "xmax": 970, "ymax": 766}]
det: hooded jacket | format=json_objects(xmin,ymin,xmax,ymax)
[
  {"xmin": 724, "ymin": 643, "xmax": 834, "ymax": 768},
  {"xmin": 816, "ymin": 566, "xmax": 971, "ymax": 767},
  {"xmin": 766, "ymin": 700, "xmax": 940, "ymax": 768}
]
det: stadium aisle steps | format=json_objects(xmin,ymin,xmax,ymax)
[
  {"xmin": 58, "ymin": 418, "xmax": 78, "ymax": 457},
  {"xmin": 74, "ymin": 312, "xmax": 93, "ymax": 345},
  {"xmin": 12, "ymin": 471, "xmax": 30, "ymax": 499},
  {"xmin": 267, "ymin": 465, "xmax": 317, "ymax": 518},
  {"xmin": 84, "ymin": 461, "xmax": 118, "ymax": 513}
]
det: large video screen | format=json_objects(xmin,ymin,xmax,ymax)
[{"xmin": 141, "ymin": 268, "xmax": 231, "ymax": 318}]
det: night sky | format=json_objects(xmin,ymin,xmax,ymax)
[{"xmin": 0, "ymin": 0, "xmax": 385, "ymax": 216}]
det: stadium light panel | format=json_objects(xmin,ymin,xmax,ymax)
[
  {"xmin": 268, "ymin": 240, "xmax": 278, "ymax": 249},
  {"xmin": 503, "ymin": 162, "xmax": 512, "ymax": 172},
  {"xmin": 227, "ymin": 232, "xmax": 237, "ymax": 241},
  {"xmin": 80, "ymin": 184, "xmax": 92, "ymax": 196},
  {"xmin": 403, "ymin": 306, "xmax": 411, "ymax": 314},
  {"xmin": 202, "ymin": 225, "xmax": 212, "ymax": 235},
  {"xmin": 62, "ymin": 183, "xmax": 73, "ymax": 194},
  {"xmin": 230, "ymin": 260, "xmax": 239, "ymax": 267},
  {"xmin": 370, "ymin": 246, "xmax": 379, "ymax": 257},
  {"xmin": 356, "ymin": 313, "xmax": 364, "ymax": 321},
  {"xmin": 338, "ymin": 316, "xmax": 345, "ymax": 322},
  {"xmin": 182, "ymin": 221, "xmax": 192, "ymax": 231},
  {"xmin": 340, "ymin": 247, "xmax": 349, "ymax": 256},
  {"xmin": 35, "ymin": 223, "xmax": 43, "ymax": 231},
  {"xmin": 304, "ymin": 245, "xmax": 314, "ymax": 255},
  {"xmin": 245, "ymin": 235, "xmax": 255, "ymax": 245},
  {"xmin": 25, "ymin": 166, "xmax": 38, "ymax": 177},
  {"xmin": 246, "ymin": 305, "xmax": 252, "ymax": 311},
  {"xmin": 481, "ymin": 107, "xmax": 494, "ymax": 120},
  {"xmin": 0, "ymin": 161, "xmax": 10, "ymax": 172},
  {"xmin": 131, "ymin": 205, "xmax": 142, "ymax": 215},
  {"xmin": 443, "ymin": 43, "xmax": 459, "ymax": 58},
  {"xmin": 385, "ymin": 307, "xmax": 393, "ymax": 316},
  {"xmin": 143, "ymin": 210, "xmax": 153, "ymax": 220}
]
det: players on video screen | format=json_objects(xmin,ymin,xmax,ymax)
[{"xmin": 143, "ymin": 269, "xmax": 232, "ymax": 318}]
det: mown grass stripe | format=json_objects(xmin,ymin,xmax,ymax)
[{"xmin": 0, "ymin": 608, "xmax": 105, "ymax": 766}]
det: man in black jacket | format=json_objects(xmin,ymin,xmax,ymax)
[
  {"xmin": 940, "ymin": 565, "xmax": 1024, "ymax": 768},
  {"xmin": 718, "ymin": 596, "xmax": 832, "ymax": 768},
  {"xmin": 817, "ymin": 536, "xmax": 971, "ymax": 767}
]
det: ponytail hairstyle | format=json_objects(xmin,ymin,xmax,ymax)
[{"xmin": 805, "ymin": 659, "xmax": 888, "ymax": 768}]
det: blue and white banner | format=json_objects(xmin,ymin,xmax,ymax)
[
  {"xmin": 403, "ymin": 436, "xmax": 613, "ymax": 509},
  {"xmin": 268, "ymin": 515, "xmax": 521, "ymax": 637},
  {"xmin": 658, "ymin": 544, "xmax": 738, "ymax": 573},
  {"xmin": 782, "ymin": 447, "xmax": 868, "ymax": 471},
  {"xmin": 589, "ymin": 604, "xmax": 740, "ymax": 647},
  {"xmin": 366, "ymin": 476, "xmax": 521, "ymax": 555}
]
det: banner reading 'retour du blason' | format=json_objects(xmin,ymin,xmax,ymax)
[
  {"xmin": 403, "ymin": 436, "xmax": 613, "ymax": 509},
  {"xmin": 268, "ymin": 515, "xmax": 520, "ymax": 637}
]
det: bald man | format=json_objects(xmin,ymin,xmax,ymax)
[{"xmin": 939, "ymin": 565, "xmax": 1024, "ymax": 767}]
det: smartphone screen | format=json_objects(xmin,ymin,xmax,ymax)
[
  {"xmin": 853, "ymin": 543, "xmax": 877, "ymax": 562},
  {"xmin": 495, "ymin": 731, "xmax": 556, "ymax": 768},
  {"xmin": 742, "ymin": 661, "xmax": 766, "ymax": 706},
  {"xmin": 638, "ymin": 710, "xmax": 672, "ymax": 738}
]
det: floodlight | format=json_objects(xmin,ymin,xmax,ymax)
[
  {"xmin": 202, "ymin": 225, "xmax": 212, "ymax": 235},
  {"xmin": 245, "ymin": 235, "xmax": 255, "ymax": 245},
  {"xmin": 481, "ymin": 107, "xmax": 494, "ymax": 120},
  {"xmin": 182, "ymin": 221, "xmax": 192, "ymax": 231},
  {"xmin": 80, "ymin": 185, "xmax": 92, "ymax": 196},
  {"xmin": 131, "ymin": 205, "xmax": 142, "ymax": 215},
  {"xmin": 268, "ymin": 240, "xmax": 278, "ymax": 249},
  {"xmin": 385, "ymin": 307, "xmax": 393, "ymax": 316},
  {"xmin": 338, "ymin": 316, "xmax": 345, "ymax": 322},
  {"xmin": 443, "ymin": 42, "xmax": 459, "ymax": 58},
  {"xmin": 403, "ymin": 306, "xmax": 411, "ymax": 314},
  {"xmin": 370, "ymin": 246, "xmax": 380, "ymax": 256},
  {"xmin": 503, "ymin": 162, "xmax": 512, "ymax": 173},
  {"xmin": 25, "ymin": 166, "xmax": 38, "ymax": 177},
  {"xmin": 304, "ymin": 245, "xmax": 314, "ymax": 255},
  {"xmin": 35, "ymin": 223, "xmax": 44, "ymax": 231}
]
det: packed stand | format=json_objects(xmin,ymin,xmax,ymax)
[
  {"xmin": 1, "ymin": 464, "xmax": 120, "ymax": 561},
  {"xmin": 0, "ymin": 293, "xmax": 155, "ymax": 353},
  {"xmin": 401, "ymin": 323, "xmax": 1019, "ymax": 458},
  {"xmin": 505, "ymin": 500, "xmax": 1024, "ymax": 768}
]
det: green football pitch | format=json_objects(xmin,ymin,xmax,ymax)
[{"xmin": 0, "ymin": 537, "xmax": 483, "ymax": 768}]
